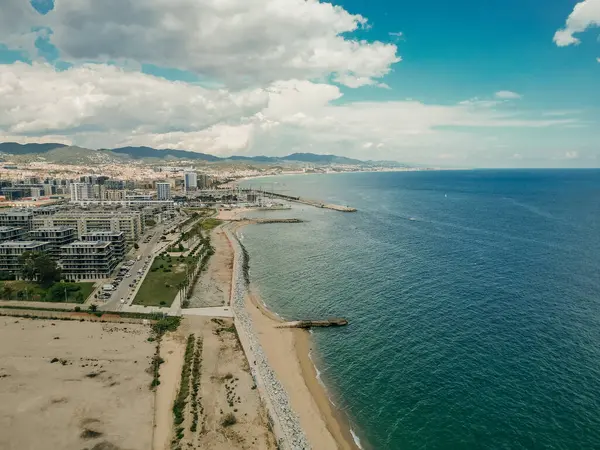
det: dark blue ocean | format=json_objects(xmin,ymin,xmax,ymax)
[{"xmin": 240, "ymin": 170, "xmax": 600, "ymax": 450}]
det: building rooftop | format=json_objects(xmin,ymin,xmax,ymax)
[
  {"xmin": 61, "ymin": 240, "xmax": 112, "ymax": 249},
  {"xmin": 0, "ymin": 209, "xmax": 34, "ymax": 217},
  {"xmin": 30, "ymin": 226, "xmax": 76, "ymax": 232},
  {"xmin": 0, "ymin": 226, "xmax": 23, "ymax": 232},
  {"xmin": 0, "ymin": 240, "xmax": 49, "ymax": 248},
  {"xmin": 81, "ymin": 231, "xmax": 124, "ymax": 237}
]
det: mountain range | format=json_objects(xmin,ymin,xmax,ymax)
[{"xmin": 0, "ymin": 142, "xmax": 405, "ymax": 167}]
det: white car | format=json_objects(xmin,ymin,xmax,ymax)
[{"xmin": 120, "ymin": 298, "xmax": 125, "ymax": 304}]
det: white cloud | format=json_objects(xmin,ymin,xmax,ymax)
[
  {"xmin": 0, "ymin": 63, "xmax": 582, "ymax": 164},
  {"xmin": 554, "ymin": 0, "xmax": 600, "ymax": 47},
  {"xmin": 0, "ymin": 62, "xmax": 267, "ymax": 136},
  {"xmin": 565, "ymin": 151, "xmax": 580, "ymax": 159},
  {"xmin": 11, "ymin": 0, "xmax": 395, "ymax": 88},
  {"xmin": 495, "ymin": 90, "xmax": 521, "ymax": 99}
]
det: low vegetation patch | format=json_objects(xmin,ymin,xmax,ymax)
[
  {"xmin": 0, "ymin": 280, "xmax": 94, "ymax": 303},
  {"xmin": 220, "ymin": 412, "xmax": 237, "ymax": 428},
  {"xmin": 172, "ymin": 334, "xmax": 195, "ymax": 447}
]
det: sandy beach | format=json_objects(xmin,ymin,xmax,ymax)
[{"xmin": 217, "ymin": 212, "xmax": 360, "ymax": 450}]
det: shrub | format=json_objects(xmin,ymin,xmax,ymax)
[
  {"xmin": 221, "ymin": 413, "xmax": 237, "ymax": 427},
  {"xmin": 74, "ymin": 306, "xmax": 81, "ymax": 312}
]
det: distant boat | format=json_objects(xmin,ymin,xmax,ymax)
[
  {"xmin": 409, "ymin": 217, "xmax": 417, "ymax": 221},
  {"xmin": 445, "ymin": 194, "xmax": 448, "ymax": 198}
]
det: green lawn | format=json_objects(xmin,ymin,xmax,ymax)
[
  {"xmin": 132, "ymin": 254, "xmax": 194, "ymax": 307},
  {"xmin": 201, "ymin": 218, "xmax": 223, "ymax": 232},
  {"xmin": 0, "ymin": 281, "xmax": 95, "ymax": 304}
]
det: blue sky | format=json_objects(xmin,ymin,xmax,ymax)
[{"xmin": 0, "ymin": 0, "xmax": 598, "ymax": 167}]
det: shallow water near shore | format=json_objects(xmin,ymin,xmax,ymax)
[{"xmin": 240, "ymin": 170, "xmax": 600, "ymax": 450}]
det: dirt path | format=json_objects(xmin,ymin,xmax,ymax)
[
  {"xmin": 153, "ymin": 333, "xmax": 186, "ymax": 450},
  {"xmin": 187, "ymin": 227, "xmax": 233, "ymax": 308}
]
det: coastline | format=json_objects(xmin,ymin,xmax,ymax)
[
  {"xmin": 223, "ymin": 219, "xmax": 360, "ymax": 450},
  {"xmin": 248, "ymin": 289, "xmax": 361, "ymax": 450}
]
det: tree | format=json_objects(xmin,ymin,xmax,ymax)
[
  {"xmin": 19, "ymin": 252, "xmax": 61, "ymax": 287},
  {"xmin": 1, "ymin": 285, "xmax": 13, "ymax": 300},
  {"xmin": 178, "ymin": 243, "xmax": 184, "ymax": 252},
  {"xmin": 133, "ymin": 243, "xmax": 139, "ymax": 249},
  {"xmin": 89, "ymin": 304, "xmax": 98, "ymax": 312}
]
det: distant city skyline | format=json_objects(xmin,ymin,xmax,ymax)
[{"xmin": 1, "ymin": 0, "xmax": 599, "ymax": 168}]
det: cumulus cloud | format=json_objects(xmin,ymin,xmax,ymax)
[
  {"xmin": 554, "ymin": 0, "xmax": 600, "ymax": 46},
  {"xmin": 495, "ymin": 90, "xmax": 521, "ymax": 99},
  {"xmin": 0, "ymin": 62, "xmax": 267, "ymax": 136},
  {"xmin": 14, "ymin": 0, "xmax": 396, "ymax": 88}
]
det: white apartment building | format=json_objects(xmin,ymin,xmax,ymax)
[
  {"xmin": 69, "ymin": 183, "xmax": 93, "ymax": 201},
  {"xmin": 33, "ymin": 211, "xmax": 143, "ymax": 244}
]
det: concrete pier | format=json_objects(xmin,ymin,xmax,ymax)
[{"xmin": 257, "ymin": 190, "xmax": 357, "ymax": 212}]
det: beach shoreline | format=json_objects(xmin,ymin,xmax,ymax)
[
  {"xmin": 221, "ymin": 216, "xmax": 360, "ymax": 450},
  {"xmin": 250, "ymin": 288, "xmax": 362, "ymax": 450}
]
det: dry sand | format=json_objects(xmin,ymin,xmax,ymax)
[
  {"xmin": 153, "ymin": 316, "xmax": 276, "ymax": 450},
  {"xmin": 187, "ymin": 227, "xmax": 233, "ymax": 308},
  {"xmin": 0, "ymin": 317, "xmax": 155, "ymax": 450}
]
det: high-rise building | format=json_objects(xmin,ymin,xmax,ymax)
[
  {"xmin": 156, "ymin": 182, "xmax": 172, "ymax": 200},
  {"xmin": 69, "ymin": 183, "xmax": 93, "ymax": 201},
  {"xmin": 184, "ymin": 172, "xmax": 198, "ymax": 192}
]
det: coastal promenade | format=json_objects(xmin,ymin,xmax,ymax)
[{"xmin": 224, "ymin": 224, "xmax": 310, "ymax": 450}]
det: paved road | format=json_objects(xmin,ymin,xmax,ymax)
[
  {"xmin": 182, "ymin": 306, "xmax": 233, "ymax": 318},
  {"xmin": 99, "ymin": 216, "xmax": 182, "ymax": 311}
]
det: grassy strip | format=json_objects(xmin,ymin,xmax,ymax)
[
  {"xmin": 190, "ymin": 335, "xmax": 204, "ymax": 433},
  {"xmin": 172, "ymin": 334, "xmax": 195, "ymax": 448},
  {"xmin": 149, "ymin": 317, "xmax": 181, "ymax": 390},
  {"xmin": 0, "ymin": 304, "xmax": 170, "ymax": 321}
]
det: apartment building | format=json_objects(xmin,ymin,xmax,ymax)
[
  {"xmin": 0, "ymin": 209, "xmax": 35, "ymax": 231},
  {"xmin": 60, "ymin": 241, "xmax": 119, "ymax": 281},
  {"xmin": 81, "ymin": 231, "xmax": 126, "ymax": 260},
  {"xmin": 29, "ymin": 227, "xmax": 77, "ymax": 259},
  {"xmin": 0, "ymin": 241, "xmax": 51, "ymax": 275},
  {"xmin": 33, "ymin": 211, "xmax": 143, "ymax": 244},
  {"xmin": 0, "ymin": 226, "xmax": 26, "ymax": 242}
]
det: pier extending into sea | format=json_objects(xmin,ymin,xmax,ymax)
[{"xmin": 246, "ymin": 189, "xmax": 357, "ymax": 212}]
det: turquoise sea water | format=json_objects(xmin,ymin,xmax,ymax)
[{"xmin": 240, "ymin": 170, "xmax": 600, "ymax": 450}]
